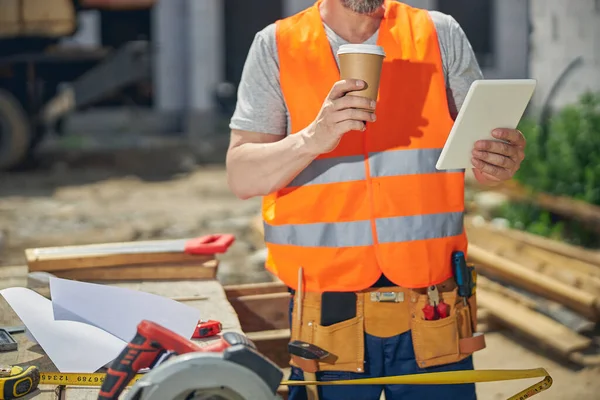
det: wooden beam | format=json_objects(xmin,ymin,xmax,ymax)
[
  {"xmin": 229, "ymin": 292, "xmax": 291, "ymax": 333},
  {"xmin": 493, "ymin": 224, "xmax": 600, "ymax": 269},
  {"xmin": 477, "ymin": 291, "xmax": 592, "ymax": 358},
  {"xmin": 224, "ymin": 282, "xmax": 288, "ymax": 298},
  {"xmin": 50, "ymin": 260, "xmax": 218, "ymax": 281},
  {"xmin": 468, "ymin": 245, "xmax": 600, "ymax": 321},
  {"xmin": 247, "ymin": 329, "xmax": 291, "ymax": 369},
  {"xmin": 466, "ymin": 216, "xmax": 600, "ymax": 278}
]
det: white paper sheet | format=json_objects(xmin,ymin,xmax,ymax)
[
  {"xmin": 1, "ymin": 278, "xmax": 202, "ymax": 373},
  {"xmin": 49, "ymin": 277, "xmax": 201, "ymax": 342},
  {"xmin": 0, "ymin": 287, "xmax": 126, "ymax": 373}
]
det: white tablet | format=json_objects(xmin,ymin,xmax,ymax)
[{"xmin": 435, "ymin": 79, "xmax": 537, "ymax": 170}]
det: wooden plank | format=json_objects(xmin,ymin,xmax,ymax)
[
  {"xmin": 466, "ymin": 217, "xmax": 600, "ymax": 282},
  {"xmin": 247, "ymin": 328, "xmax": 291, "ymax": 369},
  {"xmin": 477, "ymin": 277, "xmax": 537, "ymax": 309},
  {"xmin": 224, "ymin": 281, "xmax": 288, "ymax": 298},
  {"xmin": 468, "ymin": 244, "xmax": 600, "ymax": 321},
  {"xmin": 26, "ymin": 245, "xmax": 215, "ymax": 272},
  {"xmin": 477, "ymin": 291, "xmax": 592, "ymax": 357},
  {"xmin": 503, "ymin": 228, "xmax": 600, "ymax": 268},
  {"xmin": 51, "ymin": 259, "xmax": 218, "ymax": 281},
  {"xmin": 229, "ymin": 292, "xmax": 291, "ymax": 333}
]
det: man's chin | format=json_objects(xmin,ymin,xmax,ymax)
[{"xmin": 341, "ymin": 0, "xmax": 385, "ymax": 15}]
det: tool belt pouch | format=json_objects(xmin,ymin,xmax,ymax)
[
  {"xmin": 290, "ymin": 291, "xmax": 365, "ymax": 373},
  {"xmin": 409, "ymin": 288, "xmax": 485, "ymax": 369}
]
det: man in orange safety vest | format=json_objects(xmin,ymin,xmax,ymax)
[{"xmin": 226, "ymin": 1, "xmax": 526, "ymax": 399}]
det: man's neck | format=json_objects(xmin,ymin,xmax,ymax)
[{"xmin": 320, "ymin": 0, "xmax": 385, "ymax": 43}]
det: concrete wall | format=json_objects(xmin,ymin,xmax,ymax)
[
  {"xmin": 59, "ymin": 10, "xmax": 100, "ymax": 48},
  {"xmin": 152, "ymin": 0, "xmax": 187, "ymax": 116},
  {"xmin": 152, "ymin": 0, "xmax": 223, "ymax": 134},
  {"xmin": 284, "ymin": 0, "xmax": 315, "ymax": 16},
  {"xmin": 528, "ymin": 0, "xmax": 600, "ymax": 111},
  {"xmin": 487, "ymin": 0, "xmax": 529, "ymax": 80}
]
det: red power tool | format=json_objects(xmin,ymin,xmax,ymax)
[{"xmin": 98, "ymin": 320, "xmax": 254, "ymax": 400}]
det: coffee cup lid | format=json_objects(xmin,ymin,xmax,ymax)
[{"xmin": 337, "ymin": 44, "xmax": 386, "ymax": 57}]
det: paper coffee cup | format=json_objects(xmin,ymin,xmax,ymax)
[{"xmin": 337, "ymin": 44, "xmax": 386, "ymax": 103}]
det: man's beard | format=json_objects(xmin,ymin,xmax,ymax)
[{"xmin": 340, "ymin": 0, "xmax": 385, "ymax": 15}]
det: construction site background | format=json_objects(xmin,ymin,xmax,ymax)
[{"xmin": 1, "ymin": 1, "xmax": 600, "ymax": 399}]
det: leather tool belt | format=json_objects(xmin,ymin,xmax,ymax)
[{"xmin": 290, "ymin": 278, "xmax": 486, "ymax": 373}]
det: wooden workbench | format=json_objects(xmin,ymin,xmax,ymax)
[{"xmin": 0, "ymin": 265, "xmax": 244, "ymax": 399}]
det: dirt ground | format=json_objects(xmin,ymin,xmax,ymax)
[{"xmin": 1, "ymin": 145, "xmax": 598, "ymax": 399}]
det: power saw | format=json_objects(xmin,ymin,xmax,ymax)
[{"xmin": 99, "ymin": 320, "xmax": 283, "ymax": 400}]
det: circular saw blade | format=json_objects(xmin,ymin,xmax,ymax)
[{"xmin": 123, "ymin": 352, "xmax": 281, "ymax": 400}]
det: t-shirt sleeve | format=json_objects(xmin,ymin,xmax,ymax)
[
  {"xmin": 430, "ymin": 11, "xmax": 484, "ymax": 119},
  {"xmin": 229, "ymin": 24, "xmax": 288, "ymax": 135}
]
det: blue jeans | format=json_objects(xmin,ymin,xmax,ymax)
[{"xmin": 287, "ymin": 296, "xmax": 477, "ymax": 400}]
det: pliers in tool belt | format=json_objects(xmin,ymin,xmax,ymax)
[{"xmin": 422, "ymin": 286, "xmax": 449, "ymax": 320}]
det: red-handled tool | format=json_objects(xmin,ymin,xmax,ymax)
[
  {"xmin": 192, "ymin": 319, "xmax": 222, "ymax": 339},
  {"xmin": 184, "ymin": 234, "xmax": 235, "ymax": 255},
  {"xmin": 98, "ymin": 320, "xmax": 253, "ymax": 400},
  {"xmin": 422, "ymin": 286, "xmax": 439, "ymax": 320},
  {"xmin": 437, "ymin": 300, "xmax": 449, "ymax": 319},
  {"xmin": 422, "ymin": 286, "xmax": 450, "ymax": 320}
]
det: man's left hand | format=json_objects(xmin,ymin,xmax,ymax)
[{"xmin": 471, "ymin": 128, "xmax": 526, "ymax": 186}]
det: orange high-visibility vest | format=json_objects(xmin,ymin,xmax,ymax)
[{"xmin": 263, "ymin": 0, "xmax": 468, "ymax": 292}]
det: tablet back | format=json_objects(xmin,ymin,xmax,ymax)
[{"xmin": 436, "ymin": 79, "xmax": 537, "ymax": 170}]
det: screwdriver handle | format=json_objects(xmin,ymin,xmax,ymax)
[
  {"xmin": 97, "ymin": 331, "xmax": 162, "ymax": 400},
  {"xmin": 452, "ymin": 251, "xmax": 472, "ymax": 298}
]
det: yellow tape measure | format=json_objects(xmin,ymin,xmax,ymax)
[
  {"xmin": 1, "ymin": 366, "xmax": 551, "ymax": 400},
  {"xmin": 282, "ymin": 368, "xmax": 553, "ymax": 400},
  {"xmin": 0, "ymin": 366, "xmax": 145, "ymax": 400}
]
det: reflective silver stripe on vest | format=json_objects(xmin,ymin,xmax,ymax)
[
  {"xmin": 376, "ymin": 212, "xmax": 464, "ymax": 243},
  {"xmin": 264, "ymin": 212, "xmax": 463, "ymax": 247},
  {"xmin": 286, "ymin": 154, "xmax": 365, "ymax": 187},
  {"xmin": 286, "ymin": 148, "xmax": 462, "ymax": 187},
  {"xmin": 369, "ymin": 148, "xmax": 463, "ymax": 177},
  {"xmin": 264, "ymin": 220, "xmax": 373, "ymax": 247}
]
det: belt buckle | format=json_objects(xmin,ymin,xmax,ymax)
[{"xmin": 370, "ymin": 291, "xmax": 404, "ymax": 303}]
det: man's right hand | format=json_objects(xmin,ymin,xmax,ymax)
[{"xmin": 303, "ymin": 79, "xmax": 377, "ymax": 155}]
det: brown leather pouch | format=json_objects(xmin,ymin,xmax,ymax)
[
  {"xmin": 362, "ymin": 287, "xmax": 411, "ymax": 338},
  {"xmin": 290, "ymin": 291, "xmax": 365, "ymax": 373},
  {"xmin": 409, "ymin": 287, "xmax": 485, "ymax": 369}
]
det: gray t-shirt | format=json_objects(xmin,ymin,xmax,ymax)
[{"xmin": 229, "ymin": 10, "xmax": 483, "ymax": 136}]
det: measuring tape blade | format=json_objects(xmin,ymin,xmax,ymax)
[
  {"xmin": 34, "ymin": 368, "xmax": 552, "ymax": 400},
  {"xmin": 282, "ymin": 368, "xmax": 552, "ymax": 400},
  {"xmin": 39, "ymin": 372, "xmax": 144, "ymax": 387}
]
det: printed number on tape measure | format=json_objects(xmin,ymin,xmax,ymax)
[
  {"xmin": 40, "ymin": 372, "xmax": 143, "ymax": 386},
  {"xmin": 41, "ymin": 373, "xmax": 105, "ymax": 385}
]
